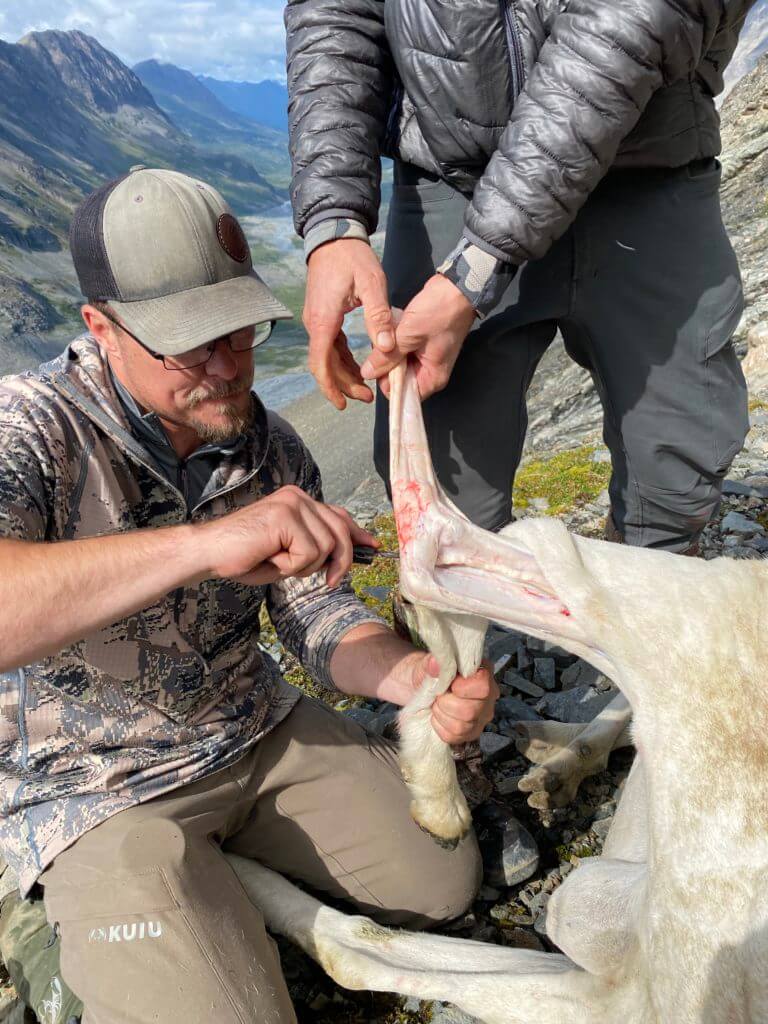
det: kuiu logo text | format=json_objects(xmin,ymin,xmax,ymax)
[{"xmin": 88, "ymin": 921, "xmax": 162, "ymax": 943}]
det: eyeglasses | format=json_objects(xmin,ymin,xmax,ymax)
[{"xmin": 102, "ymin": 313, "xmax": 274, "ymax": 370}]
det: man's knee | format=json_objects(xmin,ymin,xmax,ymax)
[{"xmin": 376, "ymin": 832, "xmax": 482, "ymax": 929}]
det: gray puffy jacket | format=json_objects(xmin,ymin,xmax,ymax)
[{"xmin": 286, "ymin": 0, "xmax": 755, "ymax": 290}]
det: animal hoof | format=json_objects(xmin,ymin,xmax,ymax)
[
  {"xmin": 410, "ymin": 794, "xmax": 472, "ymax": 848},
  {"xmin": 416, "ymin": 824, "xmax": 462, "ymax": 850}
]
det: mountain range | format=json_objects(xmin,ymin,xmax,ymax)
[
  {"xmin": 133, "ymin": 60, "xmax": 289, "ymax": 186},
  {"xmin": 0, "ymin": 22, "xmax": 765, "ymax": 376},
  {"xmin": 0, "ymin": 30, "xmax": 291, "ymax": 370},
  {"xmin": 198, "ymin": 76, "xmax": 289, "ymax": 133}
]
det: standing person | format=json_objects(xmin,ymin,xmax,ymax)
[
  {"xmin": 0, "ymin": 168, "xmax": 491, "ymax": 1023},
  {"xmin": 288, "ymin": 0, "xmax": 753, "ymax": 553}
]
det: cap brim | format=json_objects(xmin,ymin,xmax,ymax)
[{"xmin": 108, "ymin": 272, "xmax": 293, "ymax": 355}]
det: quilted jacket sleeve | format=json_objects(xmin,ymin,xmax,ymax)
[
  {"xmin": 285, "ymin": 0, "xmax": 393, "ymax": 246},
  {"xmin": 462, "ymin": 0, "xmax": 723, "ymax": 268}
]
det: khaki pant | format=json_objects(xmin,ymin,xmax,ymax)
[{"xmin": 40, "ymin": 697, "xmax": 481, "ymax": 1024}]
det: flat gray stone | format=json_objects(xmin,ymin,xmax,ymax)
[
  {"xmin": 538, "ymin": 640, "xmax": 578, "ymax": 666},
  {"xmin": 479, "ymin": 732, "xmax": 516, "ymax": 764},
  {"xmin": 495, "ymin": 695, "xmax": 541, "ymax": 722},
  {"xmin": 721, "ymin": 510, "xmax": 765, "ymax": 536},
  {"xmin": 484, "ymin": 819, "xmax": 540, "ymax": 887},
  {"xmin": 535, "ymin": 684, "xmax": 617, "ymax": 723},
  {"xmin": 504, "ymin": 669, "xmax": 545, "ymax": 699},
  {"xmin": 722, "ymin": 478, "xmax": 758, "ymax": 497},
  {"xmin": 533, "ymin": 657, "xmax": 556, "ymax": 690},
  {"xmin": 516, "ymin": 643, "xmax": 534, "ymax": 672},
  {"xmin": 748, "ymin": 535, "xmax": 768, "ymax": 553},
  {"xmin": 495, "ymin": 773, "xmax": 527, "ymax": 796},
  {"xmin": 744, "ymin": 475, "xmax": 768, "ymax": 497},
  {"xmin": 560, "ymin": 659, "xmax": 598, "ymax": 690},
  {"xmin": 492, "ymin": 652, "xmax": 515, "ymax": 677}
]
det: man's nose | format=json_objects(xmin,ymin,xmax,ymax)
[{"xmin": 205, "ymin": 338, "xmax": 239, "ymax": 379}]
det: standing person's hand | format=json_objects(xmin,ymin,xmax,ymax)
[
  {"xmin": 304, "ymin": 239, "xmax": 396, "ymax": 410},
  {"xmin": 359, "ymin": 274, "xmax": 477, "ymax": 399}
]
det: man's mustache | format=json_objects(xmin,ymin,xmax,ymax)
[{"xmin": 184, "ymin": 378, "xmax": 252, "ymax": 409}]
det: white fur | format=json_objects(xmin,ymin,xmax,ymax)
[{"xmin": 228, "ymin": 364, "xmax": 768, "ymax": 1023}]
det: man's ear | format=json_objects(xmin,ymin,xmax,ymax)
[{"xmin": 81, "ymin": 305, "xmax": 120, "ymax": 360}]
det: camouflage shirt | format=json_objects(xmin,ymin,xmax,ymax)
[{"xmin": 0, "ymin": 336, "xmax": 381, "ymax": 895}]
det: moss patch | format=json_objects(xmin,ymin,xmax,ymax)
[
  {"xmin": 513, "ymin": 446, "xmax": 611, "ymax": 516},
  {"xmin": 749, "ymin": 397, "xmax": 768, "ymax": 413},
  {"xmin": 348, "ymin": 513, "xmax": 399, "ymax": 628}
]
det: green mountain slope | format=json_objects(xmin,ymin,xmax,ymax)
[
  {"xmin": 0, "ymin": 30, "xmax": 289, "ymax": 370},
  {"xmin": 133, "ymin": 60, "xmax": 289, "ymax": 188}
]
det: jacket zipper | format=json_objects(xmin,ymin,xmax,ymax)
[
  {"xmin": 499, "ymin": 0, "xmax": 526, "ymax": 102},
  {"xmin": 384, "ymin": 77, "xmax": 404, "ymax": 153}
]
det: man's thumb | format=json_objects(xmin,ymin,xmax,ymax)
[{"xmin": 360, "ymin": 279, "xmax": 395, "ymax": 353}]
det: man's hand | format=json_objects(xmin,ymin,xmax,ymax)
[
  {"xmin": 304, "ymin": 239, "xmax": 395, "ymax": 410},
  {"xmin": 202, "ymin": 485, "xmax": 378, "ymax": 588},
  {"xmin": 418, "ymin": 654, "xmax": 499, "ymax": 745},
  {"xmin": 359, "ymin": 274, "xmax": 476, "ymax": 400}
]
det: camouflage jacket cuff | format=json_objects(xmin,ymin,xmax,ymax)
[
  {"xmin": 437, "ymin": 238, "xmax": 517, "ymax": 318},
  {"xmin": 304, "ymin": 218, "xmax": 370, "ymax": 261}
]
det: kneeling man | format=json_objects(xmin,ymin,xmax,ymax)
[{"xmin": 0, "ymin": 169, "xmax": 490, "ymax": 1023}]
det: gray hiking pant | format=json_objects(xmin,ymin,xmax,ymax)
[
  {"xmin": 35, "ymin": 696, "xmax": 480, "ymax": 1024},
  {"xmin": 374, "ymin": 158, "xmax": 749, "ymax": 550}
]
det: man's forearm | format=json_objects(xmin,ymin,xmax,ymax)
[
  {"xmin": 329, "ymin": 621, "xmax": 422, "ymax": 706},
  {"xmin": 0, "ymin": 526, "xmax": 204, "ymax": 672}
]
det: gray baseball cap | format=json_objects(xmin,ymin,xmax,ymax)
[{"xmin": 69, "ymin": 167, "xmax": 292, "ymax": 355}]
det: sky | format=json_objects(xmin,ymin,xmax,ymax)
[{"xmin": 0, "ymin": 0, "xmax": 288, "ymax": 82}]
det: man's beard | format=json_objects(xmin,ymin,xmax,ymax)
[{"xmin": 182, "ymin": 378, "xmax": 254, "ymax": 443}]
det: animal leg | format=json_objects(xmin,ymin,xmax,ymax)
[
  {"xmin": 228, "ymin": 855, "xmax": 616, "ymax": 1024},
  {"xmin": 398, "ymin": 606, "xmax": 487, "ymax": 846},
  {"xmin": 601, "ymin": 755, "xmax": 647, "ymax": 863},
  {"xmin": 516, "ymin": 693, "xmax": 632, "ymax": 809},
  {"xmin": 545, "ymin": 856, "xmax": 645, "ymax": 976}
]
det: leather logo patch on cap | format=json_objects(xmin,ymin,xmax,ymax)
[{"xmin": 217, "ymin": 213, "xmax": 250, "ymax": 263}]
